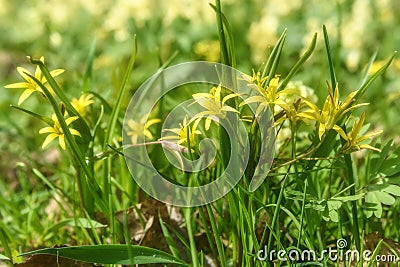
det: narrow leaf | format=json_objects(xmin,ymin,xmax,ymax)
[
  {"xmin": 323, "ymin": 25, "xmax": 337, "ymax": 87},
  {"xmin": 277, "ymin": 32, "xmax": 317, "ymax": 91},
  {"xmin": 10, "ymin": 105, "xmax": 53, "ymax": 125},
  {"xmin": 19, "ymin": 245, "xmax": 190, "ymax": 266}
]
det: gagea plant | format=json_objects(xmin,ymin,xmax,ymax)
[{"xmin": 2, "ymin": 1, "xmax": 400, "ymax": 267}]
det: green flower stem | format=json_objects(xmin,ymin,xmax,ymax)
[
  {"xmin": 184, "ymin": 207, "xmax": 199, "ymax": 267},
  {"xmin": 267, "ymin": 170, "xmax": 290, "ymax": 253},
  {"xmin": 204, "ymin": 205, "xmax": 227, "ymax": 267}
]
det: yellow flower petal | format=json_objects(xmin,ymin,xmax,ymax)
[
  {"xmin": 222, "ymin": 93, "xmax": 238, "ymax": 104},
  {"xmin": 318, "ymin": 123, "xmax": 326, "ymax": 140},
  {"xmin": 35, "ymin": 65, "xmax": 41, "ymax": 80},
  {"xmin": 192, "ymin": 93, "xmax": 211, "ymax": 100},
  {"xmin": 214, "ymin": 85, "xmax": 221, "ymax": 102},
  {"xmin": 39, "ymin": 127, "xmax": 56, "ymax": 134},
  {"xmin": 4, "ymin": 82, "xmax": 30, "ymax": 89},
  {"xmin": 65, "ymin": 116, "xmax": 79, "ymax": 125},
  {"xmin": 356, "ymin": 130, "xmax": 383, "ymax": 143},
  {"xmin": 333, "ymin": 125, "xmax": 348, "ymax": 140},
  {"xmin": 221, "ymin": 105, "xmax": 239, "ymax": 113},
  {"xmin": 239, "ymin": 96, "xmax": 265, "ymax": 107},
  {"xmin": 59, "ymin": 135, "xmax": 66, "ymax": 150},
  {"xmin": 131, "ymin": 135, "xmax": 138, "ymax": 144},
  {"xmin": 297, "ymin": 112, "xmax": 318, "ymax": 121},
  {"xmin": 145, "ymin": 118, "xmax": 162, "ymax": 128},
  {"xmin": 18, "ymin": 89, "xmax": 36, "ymax": 105},
  {"xmin": 70, "ymin": 128, "xmax": 81, "ymax": 137},
  {"xmin": 359, "ymin": 144, "xmax": 381, "ymax": 152},
  {"xmin": 42, "ymin": 133, "xmax": 58, "ymax": 149},
  {"xmin": 49, "ymin": 69, "xmax": 65, "ymax": 77},
  {"xmin": 144, "ymin": 129, "xmax": 154, "ymax": 139},
  {"xmin": 205, "ymin": 117, "xmax": 213, "ymax": 130},
  {"xmin": 17, "ymin": 67, "xmax": 31, "ymax": 80}
]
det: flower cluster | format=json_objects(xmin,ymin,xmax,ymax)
[
  {"xmin": 5, "ymin": 57, "xmax": 64, "ymax": 105},
  {"xmin": 5, "ymin": 57, "xmax": 95, "ymax": 150},
  {"xmin": 5, "ymin": 56, "xmax": 383, "ymax": 156}
]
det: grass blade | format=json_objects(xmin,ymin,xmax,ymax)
[
  {"xmin": 210, "ymin": 2, "xmax": 236, "ymax": 67},
  {"xmin": 277, "ymin": 32, "xmax": 317, "ymax": 91},
  {"xmin": 10, "ymin": 105, "xmax": 53, "ymax": 125},
  {"xmin": 212, "ymin": 0, "xmax": 231, "ymax": 66},
  {"xmin": 262, "ymin": 29, "xmax": 287, "ymax": 79},
  {"xmin": 323, "ymin": 25, "xmax": 338, "ymax": 87},
  {"xmin": 19, "ymin": 245, "xmax": 190, "ymax": 266}
]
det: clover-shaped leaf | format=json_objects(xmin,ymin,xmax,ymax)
[{"xmin": 365, "ymin": 184, "xmax": 400, "ymax": 218}]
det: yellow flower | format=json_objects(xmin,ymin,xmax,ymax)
[
  {"xmin": 334, "ymin": 112, "xmax": 383, "ymax": 154},
  {"xmin": 39, "ymin": 114, "xmax": 81, "ymax": 150},
  {"xmin": 192, "ymin": 84, "xmax": 239, "ymax": 130},
  {"xmin": 71, "ymin": 93, "xmax": 94, "ymax": 116},
  {"xmin": 127, "ymin": 115, "xmax": 161, "ymax": 144},
  {"xmin": 240, "ymin": 72, "xmax": 298, "ymax": 117},
  {"xmin": 193, "ymin": 40, "xmax": 220, "ymax": 62},
  {"xmin": 298, "ymin": 83, "xmax": 368, "ymax": 139},
  {"xmin": 162, "ymin": 116, "xmax": 201, "ymax": 149},
  {"xmin": 4, "ymin": 57, "xmax": 64, "ymax": 105}
]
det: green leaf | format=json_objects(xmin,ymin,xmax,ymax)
[
  {"xmin": 10, "ymin": 105, "xmax": 53, "ymax": 125},
  {"xmin": 0, "ymin": 253, "xmax": 10, "ymax": 261},
  {"xmin": 210, "ymin": 2, "xmax": 236, "ymax": 67},
  {"xmin": 366, "ymin": 183, "xmax": 400, "ymax": 211},
  {"xmin": 370, "ymin": 140, "xmax": 393, "ymax": 176},
  {"xmin": 261, "ymin": 29, "xmax": 287, "ymax": 79},
  {"xmin": 47, "ymin": 218, "xmax": 106, "ymax": 231},
  {"xmin": 365, "ymin": 191, "xmax": 382, "ymax": 218},
  {"xmin": 375, "ymin": 191, "xmax": 395, "ymax": 205},
  {"xmin": 383, "ymin": 184, "xmax": 400, "ymax": 196},
  {"xmin": 277, "ymin": 32, "xmax": 317, "ymax": 92},
  {"xmin": 159, "ymin": 216, "xmax": 181, "ymax": 259},
  {"xmin": 323, "ymin": 25, "xmax": 337, "ymax": 87},
  {"xmin": 327, "ymin": 200, "xmax": 342, "ymax": 222},
  {"xmin": 265, "ymin": 30, "xmax": 287, "ymax": 87},
  {"xmin": 19, "ymin": 245, "xmax": 190, "ymax": 266},
  {"xmin": 42, "ymin": 219, "xmax": 106, "ymax": 241},
  {"xmin": 332, "ymin": 194, "xmax": 364, "ymax": 202}
]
